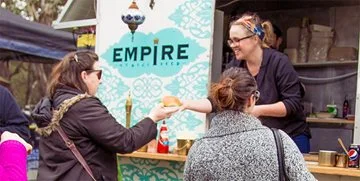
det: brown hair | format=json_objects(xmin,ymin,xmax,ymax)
[
  {"xmin": 230, "ymin": 12, "xmax": 275, "ymax": 48},
  {"xmin": 47, "ymin": 50, "xmax": 99, "ymax": 98},
  {"xmin": 210, "ymin": 67, "xmax": 257, "ymax": 112}
]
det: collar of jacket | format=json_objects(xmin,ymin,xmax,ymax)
[
  {"xmin": 52, "ymin": 85, "xmax": 87, "ymax": 107},
  {"xmin": 203, "ymin": 110, "xmax": 264, "ymax": 138},
  {"xmin": 238, "ymin": 48, "xmax": 272, "ymax": 69},
  {"xmin": 54, "ymin": 84, "xmax": 84, "ymax": 97}
]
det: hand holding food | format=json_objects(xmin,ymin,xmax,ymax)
[{"xmin": 147, "ymin": 98, "xmax": 180, "ymax": 123}]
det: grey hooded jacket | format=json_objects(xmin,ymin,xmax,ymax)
[{"xmin": 184, "ymin": 110, "xmax": 316, "ymax": 181}]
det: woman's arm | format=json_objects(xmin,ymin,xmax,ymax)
[
  {"xmin": 75, "ymin": 98, "xmax": 177, "ymax": 154},
  {"xmin": 181, "ymin": 99, "xmax": 213, "ymax": 113},
  {"xmin": 252, "ymin": 54, "xmax": 303, "ymax": 118},
  {"xmin": 251, "ymin": 102, "xmax": 287, "ymax": 117},
  {"xmin": 275, "ymin": 55, "xmax": 304, "ymax": 117}
]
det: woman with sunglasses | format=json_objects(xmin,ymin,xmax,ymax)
[
  {"xmin": 181, "ymin": 12, "xmax": 310, "ymax": 153},
  {"xmin": 31, "ymin": 50, "xmax": 178, "ymax": 181},
  {"xmin": 184, "ymin": 67, "xmax": 315, "ymax": 180}
]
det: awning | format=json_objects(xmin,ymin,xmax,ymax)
[{"xmin": 0, "ymin": 8, "xmax": 77, "ymax": 63}]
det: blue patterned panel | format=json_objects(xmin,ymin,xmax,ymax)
[
  {"xmin": 97, "ymin": 66, "xmax": 129, "ymax": 104},
  {"xmin": 98, "ymin": 0, "xmax": 215, "ymax": 179},
  {"xmin": 166, "ymin": 62, "xmax": 209, "ymax": 99},
  {"xmin": 101, "ymin": 28, "xmax": 206, "ymax": 78},
  {"xmin": 119, "ymin": 157, "xmax": 184, "ymax": 181},
  {"xmin": 169, "ymin": 0, "xmax": 213, "ymax": 39},
  {"xmin": 132, "ymin": 77, "xmax": 163, "ymax": 99}
]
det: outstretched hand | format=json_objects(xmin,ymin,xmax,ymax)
[
  {"xmin": 0, "ymin": 131, "xmax": 33, "ymax": 154},
  {"xmin": 147, "ymin": 104, "xmax": 180, "ymax": 123},
  {"xmin": 179, "ymin": 100, "xmax": 189, "ymax": 112}
]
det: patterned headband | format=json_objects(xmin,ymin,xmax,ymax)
[{"xmin": 238, "ymin": 18, "xmax": 265, "ymax": 40}]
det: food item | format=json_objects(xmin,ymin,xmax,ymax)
[{"xmin": 162, "ymin": 96, "xmax": 182, "ymax": 107}]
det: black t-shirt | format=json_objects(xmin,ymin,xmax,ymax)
[{"xmin": 215, "ymin": 48, "xmax": 310, "ymax": 138}]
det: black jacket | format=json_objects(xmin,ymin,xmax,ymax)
[
  {"xmin": 225, "ymin": 48, "xmax": 310, "ymax": 138},
  {"xmin": 0, "ymin": 85, "xmax": 30, "ymax": 142},
  {"xmin": 32, "ymin": 85, "xmax": 157, "ymax": 180}
]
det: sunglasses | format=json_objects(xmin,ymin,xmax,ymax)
[
  {"xmin": 253, "ymin": 90, "xmax": 260, "ymax": 102},
  {"xmin": 227, "ymin": 34, "xmax": 255, "ymax": 47},
  {"xmin": 85, "ymin": 69, "xmax": 102, "ymax": 80}
]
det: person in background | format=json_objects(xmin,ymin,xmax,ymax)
[
  {"xmin": 32, "ymin": 50, "xmax": 179, "ymax": 181},
  {"xmin": 271, "ymin": 23, "xmax": 283, "ymax": 50},
  {"xmin": 181, "ymin": 12, "xmax": 311, "ymax": 153},
  {"xmin": 0, "ymin": 131, "xmax": 33, "ymax": 181},
  {"xmin": 183, "ymin": 67, "xmax": 315, "ymax": 180},
  {"xmin": 0, "ymin": 84, "xmax": 30, "ymax": 143}
]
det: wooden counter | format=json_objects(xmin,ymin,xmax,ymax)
[
  {"xmin": 118, "ymin": 152, "xmax": 187, "ymax": 162},
  {"xmin": 306, "ymin": 117, "xmax": 354, "ymax": 124},
  {"xmin": 304, "ymin": 154, "xmax": 360, "ymax": 177},
  {"xmin": 119, "ymin": 152, "xmax": 360, "ymax": 177},
  {"xmin": 306, "ymin": 161, "xmax": 360, "ymax": 177}
]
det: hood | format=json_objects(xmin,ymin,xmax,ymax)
[
  {"xmin": 31, "ymin": 85, "xmax": 87, "ymax": 136},
  {"xmin": 31, "ymin": 93, "xmax": 90, "ymax": 136},
  {"xmin": 31, "ymin": 97, "xmax": 53, "ymax": 128},
  {"xmin": 31, "ymin": 84, "xmax": 84, "ymax": 127}
]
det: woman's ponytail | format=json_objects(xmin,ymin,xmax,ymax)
[{"xmin": 261, "ymin": 21, "xmax": 275, "ymax": 48}]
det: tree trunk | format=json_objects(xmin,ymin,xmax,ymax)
[{"xmin": 25, "ymin": 63, "xmax": 32, "ymax": 105}]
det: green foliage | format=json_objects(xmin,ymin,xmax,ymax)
[{"xmin": 1, "ymin": 0, "xmax": 67, "ymax": 22}]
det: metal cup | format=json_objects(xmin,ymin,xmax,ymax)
[
  {"xmin": 176, "ymin": 139, "xmax": 194, "ymax": 155},
  {"xmin": 336, "ymin": 153, "xmax": 348, "ymax": 168},
  {"xmin": 319, "ymin": 150, "xmax": 337, "ymax": 167}
]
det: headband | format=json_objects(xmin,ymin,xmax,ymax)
[{"xmin": 238, "ymin": 18, "xmax": 265, "ymax": 40}]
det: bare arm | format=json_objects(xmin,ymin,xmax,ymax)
[
  {"xmin": 181, "ymin": 99, "xmax": 213, "ymax": 113},
  {"xmin": 251, "ymin": 101, "xmax": 287, "ymax": 117}
]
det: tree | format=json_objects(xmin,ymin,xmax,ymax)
[
  {"xmin": 1, "ymin": 0, "xmax": 67, "ymax": 24},
  {"xmin": 0, "ymin": 0, "xmax": 67, "ymax": 106}
]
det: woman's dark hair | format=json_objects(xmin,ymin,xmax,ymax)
[
  {"xmin": 210, "ymin": 67, "xmax": 257, "ymax": 112},
  {"xmin": 47, "ymin": 50, "xmax": 99, "ymax": 98}
]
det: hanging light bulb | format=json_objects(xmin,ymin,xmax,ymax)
[{"xmin": 121, "ymin": 1, "xmax": 145, "ymax": 41}]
